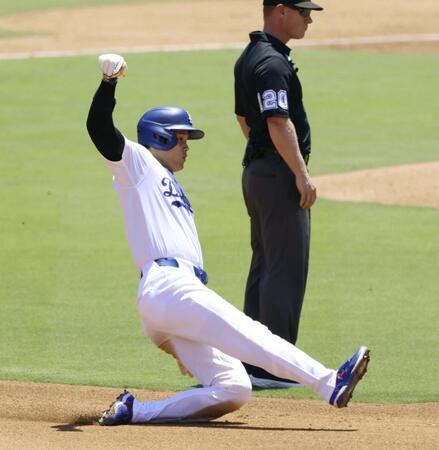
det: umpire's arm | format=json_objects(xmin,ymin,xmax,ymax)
[
  {"xmin": 236, "ymin": 115, "xmax": 250, "ymax": 140},
  {"xmin": 267, "ymin": 116, "xmax": 316, "ymax": 209}
]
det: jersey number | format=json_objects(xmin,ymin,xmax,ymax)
[{"xmin": 258, "ymin": 89, "xmax": 288, "ymax": 112}]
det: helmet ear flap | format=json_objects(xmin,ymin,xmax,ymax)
[{"xmin": 137, "ymin": 120, "xmax": 177, "ymax": 151}]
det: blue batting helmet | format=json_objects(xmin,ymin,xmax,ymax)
[{"xmin": 137, "ymin": 106, "xmax": 205, "ymax": 151}]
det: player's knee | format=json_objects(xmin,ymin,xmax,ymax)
[
  {"xmin": 221, "ymin": 381, "xmax": 252, "ymax": 411},
  {"xmin": 234, "ymin": 383, "xmax": 253, "ymax": 407}
]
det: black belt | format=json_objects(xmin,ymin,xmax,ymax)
[
  {"xmin": 260, "ymin": 147, "xmax": 310, "ymax": 165},
  {"xmin": 154, "ymin": 257, "xmax": 208, "ymax": 285},
  {"xmin": 244, "ymin": 144, "xmax": 309, "ymax": 166}
]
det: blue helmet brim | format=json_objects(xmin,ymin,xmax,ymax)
[{"xmin": 167, "ymin": 124, "xmax": 205, "ymax": 140}]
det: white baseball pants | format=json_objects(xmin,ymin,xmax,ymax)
[{"xmin": 132, "ymin": 259, "xmax": 336, "ymax": 423}]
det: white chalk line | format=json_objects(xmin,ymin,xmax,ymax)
[{"xmin": 1, "ymin": 33, "xmax": 439, "ymax": 60}]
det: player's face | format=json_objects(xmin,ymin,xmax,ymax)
[
  {"xmin": 283, "ymin": 6, "xmax": 313, "ymax": 40},
  {"xmin": 163, "ymin": 131, "xmax": 190, "ymax": 173}
]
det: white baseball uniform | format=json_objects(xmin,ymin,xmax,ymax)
[{"xmin": 103, "ymin": 135, "xmax": 337, "ymax": 422}]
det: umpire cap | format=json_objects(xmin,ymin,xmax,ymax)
[{"xmin": 263, "ymin": 0, "xmax": 323, "ymax": 10}]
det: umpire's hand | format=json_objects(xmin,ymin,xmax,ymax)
[{"xmin": 296, "ymin": 173, "xmax": 317, "ymax": 209}]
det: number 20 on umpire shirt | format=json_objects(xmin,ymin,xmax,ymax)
[{"xmin": 234, "ymin": 31, "xmax": 311, "ymax": 157}]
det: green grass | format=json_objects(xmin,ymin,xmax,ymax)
[
  {"xmin": 0, "ymin": 49, "xmax": 438, "ymax": 403},
  {"xmin": 0, "ymin": 28, "xmax": 49, "ymax": 38},
  {"xmin": 299, "ymin": 49, "xmax": 439, "ymax": 174}
]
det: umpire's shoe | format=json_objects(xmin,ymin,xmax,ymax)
[
  {"xmin": 99, "ymin": 390, "xmax": 134, "ymax": 425},
  {"xmin": 329, "ymin": 346, "xmax": 370, "ymax": 408}
]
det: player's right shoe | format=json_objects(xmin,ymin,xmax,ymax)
[
  {"xmin": 329, "ymin": 346, "xmax": 370, "ymax": 408},
  {"xmin": 98, "ymin": 390, "xmax": 134, "ymax": 426}
]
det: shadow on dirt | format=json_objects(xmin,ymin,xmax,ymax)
[
  {"xmin": 51, "ymin": 415, "xmax": 98, "ymax": 432},
  {"xmin": 51, "ymin": 417, "xmax": 357, "ymax": 433}
]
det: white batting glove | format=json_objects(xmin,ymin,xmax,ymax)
[{"xmin": 98, "ymin": 54, "xmax": 127, "ymax": 80}]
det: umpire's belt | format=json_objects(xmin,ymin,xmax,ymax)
[
  {"xmin": 246, "ymin": 144, "xmax": 309, "ymax": 165},
  {"xmin": 260, "ymin": 147, "xmax": 310, "ymax": 165},
  {"xmin": 154, "ymin": 257, "xmax": 208, "ymax": 285}
]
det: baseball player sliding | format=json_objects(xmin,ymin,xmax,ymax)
[{"xmin": 86, "ymin": 54, "xmax": 370, "ymax": 425}]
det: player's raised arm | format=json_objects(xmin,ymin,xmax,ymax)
[{"xmin": 86, "ymin": 54, "xmax": 127, "ymax": 162}]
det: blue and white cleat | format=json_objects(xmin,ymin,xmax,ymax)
[
  {"xmin": 99, "ymin": 390, "xmax": 134, "ymax": 425},
  {"xmin": 329, "ymin": 346, "xmax": 370, "ymax": 408}
]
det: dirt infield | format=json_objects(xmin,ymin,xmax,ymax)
[
  {"xmin": 2, "ymin": 381, "xmax": 438, "ymax": 450},
  {"xmin": 1, "ymin": 0, "xmax": 439, "ymax": 55},
  {"xmin": 1, "ymin": 1, "xmax": 438, "ymax": 448}
]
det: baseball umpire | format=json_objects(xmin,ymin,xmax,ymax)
[
  {"xmin": 86, "ymin": 53, "xmax": 369, "ymax": 425},
  {"xmin": 234, "ymin": 0, "xmax": 323, "ymax": 388}
]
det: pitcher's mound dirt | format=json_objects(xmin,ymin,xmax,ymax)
[
  {"xmin": 1, "ymin": 381, "xmax": 438, "ymax": 449},
  {"xmin": 315, "ymin": 162, "xmax": 439, "ymax": 208}
]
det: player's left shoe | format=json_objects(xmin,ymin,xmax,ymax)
[
  {"xmin": 98, "ymin": 390, "xmax": 134, "ymax": 425},
  {"xmin": 329, "ymin": 346, "xmax": 370, "ymax": 408}
]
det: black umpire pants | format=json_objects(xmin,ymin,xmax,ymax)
[{"xmin": 242, "ymin": 152, "xmax": 310, "ymax": 379}]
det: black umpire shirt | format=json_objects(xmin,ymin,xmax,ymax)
[{"xmin": 234, "ymin": 31, "xmax": 311, "ymax": 162}]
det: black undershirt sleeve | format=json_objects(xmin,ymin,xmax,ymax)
[{"xmin": 86, "ymin": 79, "xmax": 125, "ymax": 162}]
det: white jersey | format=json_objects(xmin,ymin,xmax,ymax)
[{"xmin": 105, "ymin": 137, "xmax": 203, "ymax": 270}]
